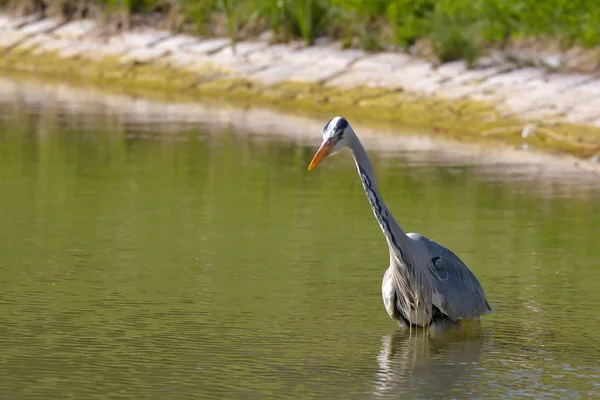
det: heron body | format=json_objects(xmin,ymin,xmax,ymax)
[{"xmin": 308, "ymin": 117, "xmax": 492, "ymax": 329}]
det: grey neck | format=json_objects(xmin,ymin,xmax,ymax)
[{"xmin": 348, "ymin": 137, "xmax": 410, "ymax": 261}]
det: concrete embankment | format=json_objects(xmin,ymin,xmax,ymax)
[{"xmin": 0, "ymin": 12, "xmax": 599, "ymax": 161}]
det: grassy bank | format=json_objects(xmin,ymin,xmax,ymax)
[{"xmin": 2, "ymin": 0, "xmax": 600, "ymax": 66}]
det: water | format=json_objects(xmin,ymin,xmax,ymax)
[{"xmin": 0, "ymin": 78, "xmax": 599, "ymax": 399}]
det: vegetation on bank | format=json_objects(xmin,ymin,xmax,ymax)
[{"xmin": 1, "ymin": 0, "xmax": 600, "ymax": 65}]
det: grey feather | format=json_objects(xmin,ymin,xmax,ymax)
[{"xmin": 407, "ymin": 233, "xmax": 492, "ymax": 322}]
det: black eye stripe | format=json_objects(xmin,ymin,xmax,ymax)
[
  {"xmin": 335, "ymin": 117, "xmax": 348, "ymax": 131},
  {"xmin": 323, "ymin": 117, "xmax": 348, "ymax": 133}
]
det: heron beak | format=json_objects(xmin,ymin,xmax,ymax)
[{"xmin": 308, "ymin": 139, "xmax": 335, "ymax": 171}]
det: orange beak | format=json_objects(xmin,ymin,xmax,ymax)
[{"xmin": 308, "ymin": 139, "xmax": 335, "ymax": 171}]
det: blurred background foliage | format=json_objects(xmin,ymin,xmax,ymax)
[{"xmin": 1, "ymin": 0, "xmax": 599, "ymax": 63}]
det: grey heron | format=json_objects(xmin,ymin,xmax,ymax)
[{"xmin": 308, "ymin": 117, "xmax": 492, "ymax": 329}]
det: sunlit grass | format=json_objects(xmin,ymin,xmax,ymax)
[{"xmin": 1, "ymin": 0, "xmax": 600, "ymax": 64}]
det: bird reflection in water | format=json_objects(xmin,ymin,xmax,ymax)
[{"xmin": 373, "ymin": 321, "xmax": 490, "ymax": 398}]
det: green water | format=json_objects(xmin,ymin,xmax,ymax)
[{"xmin": 0, "ymin": 85, "xmax": 599, "ymax": 399}]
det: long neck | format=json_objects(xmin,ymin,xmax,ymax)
[{"xmin": 348, "ymin": 137, "xmax": 411, "ymax": 261}]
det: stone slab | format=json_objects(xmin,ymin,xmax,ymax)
[
  {"xmin": 108, "ymin": 31, "xmax": 170, "ymax": 48},
  {"xmin": 6, "ymin": 13, "xmax": 41, "ymax": 29},
  {"xmin": 163, "ymin": 50, "xmax": 215, "ymax": 70},
  {"xmin": 497, "ymin": 79, "xmax": 600, "ymax": 119},
  {"xmin": 14, "ymin": 33, "xmax": 53, "ymax": 52},
  {"xmin": 436, "ymin": 67, "xmax": 507, "ymax": 98},
  {"xmin": 325, "ymin": 68, "xmax": 405, "ymax": 89},
  {"xmin": 457, "ymin": 68, "xmax": 545, "ymax": 102},
  {"xmin": 519, "ymin": 105, "xmax": 564, "ymax": 120},
  {"xmin": 79, "ymin": 43, "xmax": 130, "ymax": 60},
  {"xmin": 282, "ymin": 44, "xmax": 338, "ymax": 65},
  {"xmin": 247, "ymin": 43, "xmax": 301, "ymax": 65},
  {"xmin": 120, "ymin": 47, "xmax": 168, "ymax": 64},
  {"xmin": 0, "ymin": 14, "xmax": 11, "ymax": 29},
  {"xmin": 163, "ymin": 50, "xmax": 198, "ymax": 68},
  {"xmin": 404, "ymin": 75, "xmax": 447, "ymax": 95},
  {"xmin": 392, "ymin": 61, "xmax": 437, "ymax": 92},
  {"xmin": 564, "ymin": 98, "xmax": 600, "ymax": 122},
  {"xmin": 96, "ymin": 45, "xmax": 130, "ymax": 57},
  {"xmin": 501, "ymin": 74, "xmax": 592, "ymax": 112},
  {"xmin": 221, "ymin": 41, "xmax": 268, "ymax": 57},
  {"xmin": 325, "ymin": 54, "xmax": 428, "ymax": 90},
  {"xmin": 182, "ymin": 38, "xmax": 229, "ymax": 55},
  {"xmin": 480, "ymin": 67, "xmax": 544, "ymax": 86},
  {"xmin": 151, "ymin": 34, "xmax": 197, "ymax": 51},
  {"xmin": 315, "ymin": 49, "xmax": 366, "ymax": 68},
  {"xmin": 539, "ymin": 80, "xmax": 600, "ymax": 113},
  {"xmin": 0, "ymin": 30, "xmax": 28, "ymax": 49},
  {"xmin": 352, "ymin": 52, "xmax": 412, "ymax": 71},
  {"xmin": 434, "ymin": 61, "xmax": 468, "ymax": 77},
  {"xmin": 227, "ymin": 64, "xmax": 268, "ymax": 76},
  {"xmin": 208, "ymin": 42, "xmax": 269, "ymax": 66},
  {"xmin": 409, "ymin": 62, "xmax": 468, "ymax": 94},
  {"xmin": 251, "ymin": 64, "xmax": 300, "ymax": 85},
  {"xmin": 288, "ymin": 63, "xmax": 347, "ymax": 83},
  {"xmin": 32, "ymin": 38, "xmax": 74, "ymax": 55},
  {"xmin": 58, "ymin": 42, "xmax": 95, "ymax": 59},
  {"xmin": 20, "ymin": 18, "xmax": 61, "ymax": 35},
  {"xmin": 52, "ymin": 20, "xmax": 97, "ymax": 39}
]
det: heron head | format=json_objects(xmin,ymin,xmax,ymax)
[{"xmin": 308, "ymin": 116, "xmax": 353, "ymax": 170}]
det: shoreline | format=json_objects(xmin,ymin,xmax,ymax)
[
  {"xmin": 1, "ymin": 75, "xmax": 598, "ymax": 183},
  {"xmin": 0, "ymin": 13, "xmax": 599, "ymax": 163}
]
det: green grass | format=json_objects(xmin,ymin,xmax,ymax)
[{"xmin": 2, "ymin": 0, "xmax": 600, "ymax": 64}]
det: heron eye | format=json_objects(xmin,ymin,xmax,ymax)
[{"xmin": 338, "ymin": 130, "xmax": 344, "ymax": 138}]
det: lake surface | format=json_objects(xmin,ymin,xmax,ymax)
[{"xmin": 0, "ymin": 77, "xmax": 599, "ymax": 399}]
